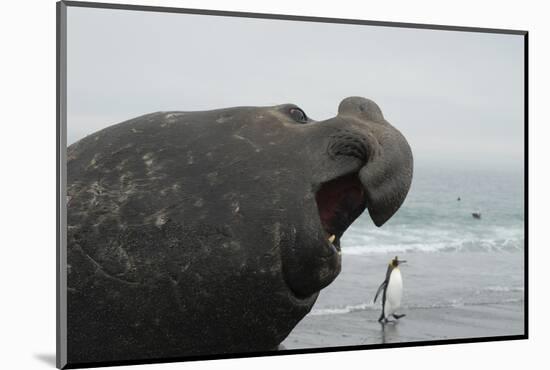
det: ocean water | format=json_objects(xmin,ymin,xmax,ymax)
[
  {"xmin": 310, "ymin": 165, "xmax": 525, "ymax": 317},
  {"xmin": 344, "ymin": 165, "xmax": 525, "ymax": 255}
]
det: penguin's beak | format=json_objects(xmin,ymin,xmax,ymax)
[{"xmin": 399, "ymin": 260, "xmax": 407, "ymax": 265}]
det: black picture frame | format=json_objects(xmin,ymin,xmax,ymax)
[{"xmin": 57, "ymin": 1, "xmax": 528, "ymax": 368}]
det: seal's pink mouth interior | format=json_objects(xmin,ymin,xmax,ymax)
[{"xmin": 315, "ymin": 173, "xmax": 367, "ymax": 247}]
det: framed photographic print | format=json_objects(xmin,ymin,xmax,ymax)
[{"xmin": 57, "ymin": 1, "xmax": 527, "ymax": 368}]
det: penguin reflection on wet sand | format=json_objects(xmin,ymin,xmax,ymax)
[{"xmin": 374, "ymin": 256, "xmax": 407, "ymax": 323}]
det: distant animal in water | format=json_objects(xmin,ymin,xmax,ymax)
[
  {"xmin": 472, "ymin": 212, "xmax": 482, "ymax": 219},
  {"xmin": 457, "ymin": 196, "xmax": 461, "ymax": 201},
  {"xmin": 374, "ymin": 256, "xmax": 407, "ymax": 323}
]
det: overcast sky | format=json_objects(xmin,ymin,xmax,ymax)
[{"xmin": 67, "ymin": 7, "xmax": 524, "ymax": 170}]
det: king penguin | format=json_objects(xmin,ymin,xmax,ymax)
[{"xmin": 374, "ymin": 256, "xmax": 407, "ymax": 323}]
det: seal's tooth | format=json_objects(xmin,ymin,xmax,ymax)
[{"xmin": 328, "ymin": 234, "xmax": 336, "ymax": 243}]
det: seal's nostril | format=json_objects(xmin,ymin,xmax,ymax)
[{"xmin": 327, "ymin": 130, "xmax": 369, "ymax": 162}]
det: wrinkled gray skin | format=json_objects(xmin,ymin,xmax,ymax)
[{"xmin": 66, "ymin": 97, "xmax": 413, "ymax": 363}]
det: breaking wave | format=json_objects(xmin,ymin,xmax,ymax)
[
  {"xmin": 309, "ymin": 298, "xmax": 524, "ymax": 316},
  {"xmin": 342, "ymin": 226, "xmax": 524, "ymax": 255}
]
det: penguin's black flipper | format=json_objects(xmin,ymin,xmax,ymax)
[
  {"xmin": 392, "ymin": 314, "xmax": 406, "ymax": 320},
  {"xmin": 374, "ymin": 264, "xmax": 393, "ymax": 303},
  {"xmin": 374, "ymin": 281, "xmax": 387, "ymax": 303}
]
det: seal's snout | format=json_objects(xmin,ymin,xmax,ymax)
[
  {"xmin": 299, "ymin": 95, "xmax": 413, "ymax": 297},
  {"xmin": 337, "ymin": 96, "xmax": 385, "ymax": 123},
  {"xmin": 328, "ymin": 96, "xmax": 413, "ymax": 227}
]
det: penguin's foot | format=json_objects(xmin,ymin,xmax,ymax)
[
  {"xmin": 392, "ymin": 314, "xmax": 406, "ymax": 320},
  {"xmin": 378, "ymin": 316, "xmax": 395, "ymax": 324}
]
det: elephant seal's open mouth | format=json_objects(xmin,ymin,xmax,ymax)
[
  {"xmin": 281, "ymin": 97, "xmax": 412, "ymax": 300},
  {"xmin": 316, "ymin": 173, "xmax": 367, "ymax": 253}
]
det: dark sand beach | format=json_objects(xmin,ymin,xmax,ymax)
[
  {"xmin": 284, "ymin": 302, "xmax": 523, "ymax": 349},
  {"xmin": 282, "ymin": 253, "xmax": 524, "ymax": 349}
]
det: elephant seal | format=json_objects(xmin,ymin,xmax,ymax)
[{"xmin": 66, "ymin": 97, "xmax": 413, "ymax": 364}]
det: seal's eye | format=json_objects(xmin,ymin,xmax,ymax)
[{"xmin": 289, "ymin": 108, "xmax": 308, "ymax": 123}]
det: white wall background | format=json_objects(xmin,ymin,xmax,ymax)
[{"xmin": 0, "ymin": 0, "xmax": 546, "ymax": 369}]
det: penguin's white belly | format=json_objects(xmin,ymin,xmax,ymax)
[{"xmin": 384, "ymin": 268, "xmax": 403, "ymax": 317}]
